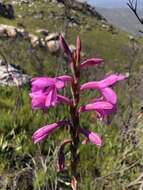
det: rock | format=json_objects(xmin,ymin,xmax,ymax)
[
  {"xmin": 28, "ymin": 33, "xmax": 39, "ymax": 47},
  {"xmin": 36, "ymin": 29, "xmax": 49, "ymax": 36},
  {"xmin": 69, "ymin": 44, "xmax": 76, "ymax": 52},
  {"xmin": 129, "ymin": 35, "xmax": 135, "ymax": 41},
  {"xmin": 0, "ymin": 25, "xmax": 6, "ymax": 37},
  {"xmin": 45, "ymin": 32, "xmax": 59, "ymax": 41},
  {"xmin": 17, "ymin": 14, "xmax": 22, "ymax": 18},
  {"xmin": 68, "ymin": 22, "xmax": 78, "ymax": 28},
  {"xmin": 6, "ymin": 27, "xmax": 17, "ymax": 38},
  {"xmin": 46, "ymin": 40, "xmax": 60, "ymax": 53},
  {"xmin": 0, "ymin": 25, "xmax": 17, "ymax": 38},
  {"xmin": 101, "ymin": 24, "xmax": 109, "ymax": 30},
  {"xmin": 0, "ymin": 59, "xmax": 29, "ymax": 86},
  {"xmin": 39, "ymin": 38, "xmax": 46, "ymax": 47}
]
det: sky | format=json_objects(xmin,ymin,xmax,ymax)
[{"xmin": 81, "ymin": 0, "xmax": 143, "ymax": 8}]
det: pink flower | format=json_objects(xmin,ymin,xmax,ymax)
[
  {"xmin": 32, "ymin": 121, "xmax": 67, "ymax": 144},
  {"xmin": 57, "ymin": 140, "xmax": 72, "ymax": 171},
  {"xmin": 29, "ymin": 87, "xmax": 57, "ymax": 110},
  {"xmin": 79, "ymin": 128, "xmax": 102, "ymax": 146},
  {"xmin": 80, "ymin": 74, "xmax": 125, "ymax": 91},
  {"xmin": 79, "ymin": 101, "xmax": 114, "ymax": 121},
  {"xmin": 100, "ymin": 87, "xmax": 117, "ymax": 105},
  {"xmin": 59, "ymin": 35, "xmax": 72, "ymax": 60},
  {"xmin": 80, "ymin": 58, "xmax": 103, "ymax": 68},
  {"xmin": 31, "ymin": 75, "xmax": 72, "ymax": 92},
  {"xmin": 30, "ymin": 75, "xmax": 72, "ymax": 109},
  {"xmin": 79, "ymin": 101, "xmax": 113, "ymax": 113},
  {"xmin": 57, "ymin": 95, "xmax": 73, "ymax": 106},
  {"xmin": 91, "ymin": 88, "xmax": 117, "ymax": 121}
]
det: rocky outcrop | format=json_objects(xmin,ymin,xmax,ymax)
[
  {"xmin": 56, "ymin": 0, "xmax": 106, "ymax": 21},
  {"xmin": 0, "ymin": 24, "xmax": 62, "ymax": 54},
  {"xmin": 0, "ymin": 24, "xmax": 26, "ymax": 38},
  {"xmin": 0, "ymin": 58, "xmax": 29, "ymax": 86},
  {"xmin": 0, "ymin": 23, "xmax": 86, "ymax": 56}
]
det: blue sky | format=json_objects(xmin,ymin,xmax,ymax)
[{"xmin": 84, "ymin": 0, "xmax": 143, "ymax": 8}]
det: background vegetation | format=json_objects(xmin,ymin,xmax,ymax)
[{"xmin": 0, "ymin": 0, "xmax": 143, "ymax": 189}]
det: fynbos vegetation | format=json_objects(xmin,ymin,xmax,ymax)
[{"xmin": 0, "ymin": 0, "xmax": 143, "ymax": 190}]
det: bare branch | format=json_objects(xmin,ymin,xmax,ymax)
[{"xmin": 127, "ymin": 0, "xmax": 143, "ymax": 25}]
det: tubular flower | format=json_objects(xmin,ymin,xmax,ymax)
[
  {"xmin": 79, "ymin": 101, "xmax": 115, "ymax": 121},
  {"xmin": 32, "ymin": 121, "xmax": 67, "ymax": 144},
  {"xmin": 31, "ymin": 75, "xmax": 72, "ymax": 92},
  {"xmin": 57, "ymin": 140, "xmax": 72, "ymax": 171},
  {"xmin": 80, "ymin": 74, "xmax": 126, "ymax": 91},
  {"xmin": 79, "ymin": 101, "xmax": 113, "ymax": 113},
  {"xmin": 29, "ymin": 75, "xmax": 72, "ymax": 109},
  {"xmin": 100, "ymin": 87, "xmax": 117, "ymax": 105},
  {"xmin": 80, "ymin": 58, "xmax": 103, "ymax": 68},
  {"xmin": 29, "ymin": 86, "xmax": 57, "ymax": 110},
  {"xmin": 79, "ymin": 128, "xmax": 102, "ymax": 146},
  {"xmin": 57, "ymin": 95, "xmax": 73, "ymax": 106},
  {"xmin": 59, "ymin": 35, "xmax": 72, "ymax": 60},
  {"xmin": 79, "ymin": 74, "xmax": 125, "ymax": 121},
  {"xmin": 90, "ymin": 87, "xmax": 117, "ymax": 119}
]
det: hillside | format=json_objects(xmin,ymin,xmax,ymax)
[
  {"xmin": 97, "ymin": 7, "xmax": 143, "ymax": 36},
  {"xmin": 0, "ymin": 0, "xmax": 143, "ymax": 190},
  {"xmin": 0, "ymin": 0, "xmax": 142, "ymax": 72}
]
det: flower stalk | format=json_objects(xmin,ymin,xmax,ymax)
[
  {"xmin": 29, "ymin": 34, "xmax": 126, "ymax": 188},
  {"xmin": 69, "ymin": 47, "xmax": 81, "ymax": 178}
]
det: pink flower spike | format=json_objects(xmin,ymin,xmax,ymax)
[
  {"xmin": 76, "ymin": 35, "xmax": 81, "ymax": 62},
  {"xmin": 59, "ymin": 35, "xmax": 72, "ymax": 60},
  {"xmin": 80, "ymin": 58, "xmax": 103, "ymax": 68},
  {"xmin": 79, "ymin": 128, "xmax": 102, "ymax": 146},
  {"xmin": 57, "ymin": 95, "xmax": 73, "ymax": 106},
  {"xmin": 79, "ymin": 101, "xmax": 113, "ymax": 113},
  {"xmin": 57, "ymin": 139, "xmax": 72, "ymax": 171},
  {"xmin": 80, "ymin": 74, "xmax": 126, "ymax": 91},
  {"xmin": 32, "ymin": 121, "xmax": 67, "ymax": 144}
]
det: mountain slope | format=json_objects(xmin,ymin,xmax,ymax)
[{"xmin": 97, "ymin": 7, "xmax": 143, "ymax": 36}]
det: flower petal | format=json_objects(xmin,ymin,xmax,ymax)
[
  {"xmin": 80, "ymin": 74, "xmax": 126, "ymax": 91},
  {"xmin": 56, "ymin": 75, "xmax": 72, "ymax": 84},
  {"xmin": 32, "ymin": 121, "xmax": 66, "ymax": 143},
  {"xmin": 45, "ymin": 87, "xmax": 57, "ymax": 107},
  {"xmin": 57, "ymin": 139, "xmax": 72, "ymax": 171},
  {"xmin": 80, "ymin": 58, "xmax": 103, "ymax": 68},
  {"xmin": 57, "ymin": 95, "xmax": 73, "ymax": 105},
  {"xmin": 79, "ymin": 128, "xmax": 102, "ymax": 146},
  {"xmin": 79, "ymin": 101, "xmax": 113, "ymax": 112},
  {"xmin": 59, "ymin": 35, "xmax": 72, "ymax": 60},
  {"xmin": 100, "ymin": 87, "xmax": 117, "ymax": 105},
  {"xmin": 29, "ymin": 90, "xmax": 47, "ymax": 109},
  {"xmin": 31, "ymin": 77, "xmax": 54, "ymax": 92}
]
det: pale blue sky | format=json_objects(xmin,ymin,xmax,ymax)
[{"xmin": 83, "ymin": 0, "xmax": 143, "ymax": 8}]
